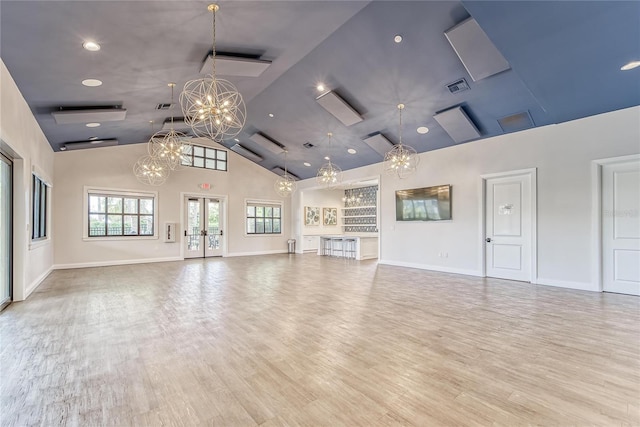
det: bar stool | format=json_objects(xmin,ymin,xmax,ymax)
[
  {"xmin": 331, "ymin": 237, "xmax": 344, "ymax": 257},
  {"xmin": 320, "ymin": 237, "xmax": 332, "ymax": 256},
  {"xmin": 343, "ymin": 238, "xmax": 357, "ymax": 259}
]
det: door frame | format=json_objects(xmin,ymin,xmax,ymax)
[
  {"xmin": 479, "ymin": 168, "xmax": 537, "ymax": 282},
  {"xmin": 0, "ymin": 152, "xmax": 13, "ymax": 311},
  {"xmin": 591, "ymin": 154, "xmax": 640, "ymax": 292},
  {"xmin": 180, "ymin": 192, "xmax": 228, "ymax": 259}
]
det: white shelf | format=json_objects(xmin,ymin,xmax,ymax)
[
  {"xmin": 341, "ymin": 205, "xmax": 376, "ymax": 209},
  {"xmin": 342, "ymin": 215, "xmax": 376, "ymax": 218},
  {"xmin": 342, "ymin": 225, "xmax": 376, "ymax": 228}
]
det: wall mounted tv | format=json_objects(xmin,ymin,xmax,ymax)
[{"xmin": 395, "ymin": 185, "xmax": 452, "ymax": 221}]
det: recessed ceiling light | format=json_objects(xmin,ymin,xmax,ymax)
[
  {"xmin": 417, "ymin": 126, "xmax": 429, "ymax": 134},
  {"xmin": 347, "ymin": 148, "xmax": 357, "ymax": 154},
  {"xmin": 82, "ymin": 79, "xmax": 102, "ymax": 87},
  {"xmin": 621, "ymin": 60, "xmax": 640, "ymax": 71},
  {"xmin": 90, "ymin": 140, "xmax": 102, "ymax": 144},
  {"xmin": 394, "ymin": 35, "xmax": 403, "ymax": 43},
  {"xmin": 88, "ymin": 136, "xmax": 98, "ymax": 140},
  {"xmin": 268, "ymin": 113, "xmax": 274, "ymax": 118},
  {"xmin": 303, "ymin": 162, "xmax": 311, "ymax": 167},
  {"xmin": 324, "ymin": 156, "xmax": 330, "ymax": 160},
  {"xmin": 82, "ymin": 41, "xmax": 100, "ymax": 51},
  {"xmin": 317, "ymin": 84, "xmax": 325, "ymax": 92},
  {"xmin": 86, "ymin": 123, "xmax": 101, "ymax": 128},
  {"xmin": 59, "ymin": 146, "xmax": 67, "ymax": 151}
]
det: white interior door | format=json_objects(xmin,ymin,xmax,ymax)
[
  {"xmin": 485, "ymin": 173, "xmax": 532, "ymax": 281},
  {"xmin": 602, "ymin": 160, "xmax": 640, "ymax": 295},
  {"xmin": 184, "ymin": 197, "xmax": 223, "ymax": 258}
]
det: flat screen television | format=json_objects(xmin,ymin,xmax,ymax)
[{"xmin": 395, "ymin": 185, "xmax": 452, "ymax": 221}]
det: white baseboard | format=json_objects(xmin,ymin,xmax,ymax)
[
  {"xmin": 53, "ymin": 256, "xmax": 183, "ymax": 270},
  {"xmin": 25, "ymin": 266, "xmax": 54, "ymax": 299},
  {"xmin": 535, "ymin": 277, "xmax": 598, "ymax": 292},
  {"xmin": 378, "ymin": 259, "xmax": 483, "ymax": 277},
  {"xmin": 225, "ymin": 249, "xmax": 289, "ymax": 258}
]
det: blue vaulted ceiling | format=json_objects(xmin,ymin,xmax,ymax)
[{"xmin": 1, "ymin": 1, "xmax": 638, "ymax": 179}]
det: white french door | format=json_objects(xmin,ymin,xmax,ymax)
[
  {"xmin": 184, "ymin": 197, "xmax": 223, "ymax": 258},
  {"xmin": 602, "ymin": 159, "xmax": 640, "ymax": 295},
  {"xmin": 484, "ymin": 171, "xmax": 533, "ymax": 282},
  {"xmin": 0, "ymin": 153, "xmax": 12, "ymax": 310}
]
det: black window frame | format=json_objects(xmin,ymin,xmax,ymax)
[
  {"xmin": 246, "ymin": 203, "xmax": 282, "ymax": 235},
  {"xmin": 181, "ymin": 144, "xmax": 228, "ymax": 172},
  {"xmin": 87, "ymin": 193, "xmax": 155, "ymax": 238},
  {"xmin": 32, "ymin": 175, "xmax": 48, "ymax": 241}
]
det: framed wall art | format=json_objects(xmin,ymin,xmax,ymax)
[
  {"xmin": 323, "ymin": 207, "xmax": 337, "ymax": 226},
  {"xmin": 304, "ymin": 206, "xmax": 321, "ymax": 226}
]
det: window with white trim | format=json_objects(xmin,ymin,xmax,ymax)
[
  {"xmin": 181, "ymin": 144, "xmax": 227, "ymax": 171},
  {"xmin": 32, "ymin": 174, "xmax": 49, "ymax": 240},
  {"xmin": 246, "ymin": 201, "xmax": 282, "ymax": 235},
  {"xmin": 87, "ymin": 191, "xmax": 156, "ymax": 237}
]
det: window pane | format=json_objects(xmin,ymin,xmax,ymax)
[
  {"xmin": 182, "ymin": 144, "xmax": 193, "ymax": 157},
  {"xmin": 140, "ymin": 215, "xmax": 154, "ymax": 235},
  {"xmin": 247, "ymin": 218, "xmax": 255, "ymax": 234},
  {"xmin": 40, "ymin": 184, "xmax": 46, "ymax": 237},
  {"xmin": 194, "ymin": 157, "xmax": 205, "ymax": 168},
  {"xmin": 205, "ymin": 148, "xmax": 216, "ymax": 159},
  {"xmin": 217, "ymin": 150, "xmax": 226, "ymax": 161},
  {"xmin": 193, "ymin": 146, "xmax": 205, "ymax": 157},
  {"xmin": 124, "ymin": 198, "xmax": 138, "ymax": 214},
  {"xmin": 247, "ymin": 206, "xmax": 255, "ymax": 217},
  {"xmin": 123, "ymin": 215, "xmax": 138, "ymax": 235},
  {"xmin": 139, "ymin": 199, "xmax": 153, "ymax": 214},
  {"xmin": 89, "ymin": 195, "xmax": 106, "ymax": 213},
  {"xmin": 273, "ymin": 219, "xmax": 281, "ymax": 233},
  {"xmin": 256, "ymin": 218, "xmax": 264, "ymax": 234},
  {"xmin": 181, "ymin": 156, "xmax": 193, "ymax": 166},
  {"xmin": 217, "ymin": 160, "xmax": 227, "ymax": 171},
  {"xmin": 205, "ymin": 159, "xmax": 215, "ymax": 170},
  {"xmin": 33, "ymin": 179, "xmax": 40, "ymax": 239},
  {"xmin": 107, "ymin": 215, "xmax": 122, "ymax": 235},
  {"xmin": 108, "ymin": 197, "xmax": 123, "ymax": 213},
  {"xmin": 89, "ymin": 214, "xmax": 106, "ymax": 236},
  {"xmin": 256, "ymin": 206, "xmax": 264, "ymax": 217},
  {"xmin": 273, "ymin": 207, "xmax": 281, "ymax": 218},
  {"xmin": 265, "ymin": 218, "xmax": 273, "ymax": 233},
  {"xmin": 265, "ymin": 207, "xmax": 272, "ymax": 217}
]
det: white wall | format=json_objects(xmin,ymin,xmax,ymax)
[
  {"xmin": 0, "ymin": 59, "xmax": 55, "ymax": 300},
  {"xmin": 300, "ymin": 188, "xmax": 343, "ymax": 236},
  {"xmin": 53, "ymin": 141, "xmax": 291, "ymax": 267},
  {"xmin": 294, "ymin": 106, "xmax": 640, "ymax": 291}
]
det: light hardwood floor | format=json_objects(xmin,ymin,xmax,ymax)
[{"xmin": 1, "ymin": 254, "xmax": 639, "ymax": 426}]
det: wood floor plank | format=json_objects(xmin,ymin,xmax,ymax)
[{"xmin": 1, "ymin": 254, "xmax": 639, "ymax": 426}]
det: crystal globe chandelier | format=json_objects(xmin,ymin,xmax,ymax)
[
  {"xmin": 148, "ymin": 83, "xmax": 190, "ymax": 170},
  {"xmin": 316, "ymin": 132, "xmax": 343, "ymax": 188},
  {"xmin": 274, "ymin": 150, "xmax": 297, "ymax": 197},
  {"xmin": 383, "ymin": 104, "xmax": 419, "ymax": 179},
  {"xmin": 180, "ymin": 4, "xmax": 246, "ymax": 141}
]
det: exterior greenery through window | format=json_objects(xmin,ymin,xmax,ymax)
[
  {"xmin": 88, "ymin": 193, "xmax": 154, "ymax": 237},
  {"xmin": 32, "ymin": 175, "xmax": 48, "ymax": 240},
  {"xmin": 246, "ymin": 203, "xmax": 282, "ymax": 234},
  {"xmin": 181, "ymin": 144, "xmax": 227, "ymax": 171}
]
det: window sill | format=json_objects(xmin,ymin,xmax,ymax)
[
  {"xmin": 82, "ymin": 235, "xmax": 158, "ymax": 242},
  {"xmin": 29, "ymin": 238, "xmax": 51, "ymax": 250}
]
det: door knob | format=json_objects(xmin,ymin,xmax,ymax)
[{"xmin": 486, "ymin": 237, "xmax": 492, "ymax": 243}]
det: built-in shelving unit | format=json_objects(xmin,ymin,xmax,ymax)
[{"xmin": 341, "ymin": 186, "xmax": 378, "ymax": 233}]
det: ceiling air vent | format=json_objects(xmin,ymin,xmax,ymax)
[
  {"xmin": 498, "ymin": 111, "xmax": 534, "ymax": 133},
  {"xmin": 230, "ymin": 144, "xmax": 263, "ymax": 163},
  {"xmin": 303, "ymin": 142, "xmax": 314, "ymax": 149},
  {"xmin": 446, "ymin": 78, "xmax": 470, "ymax": 94},
  {"xmin": 316, "ymin": 91, "xmax": 363, "ymax": 126},
  {"xmin": 156, "ymin": 103, "xmax": 173, "ymax": 110}
]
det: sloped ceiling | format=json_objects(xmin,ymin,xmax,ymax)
[{"xmin": 1, "ymin": 1, "xmax": 638, "ymax": 179}]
